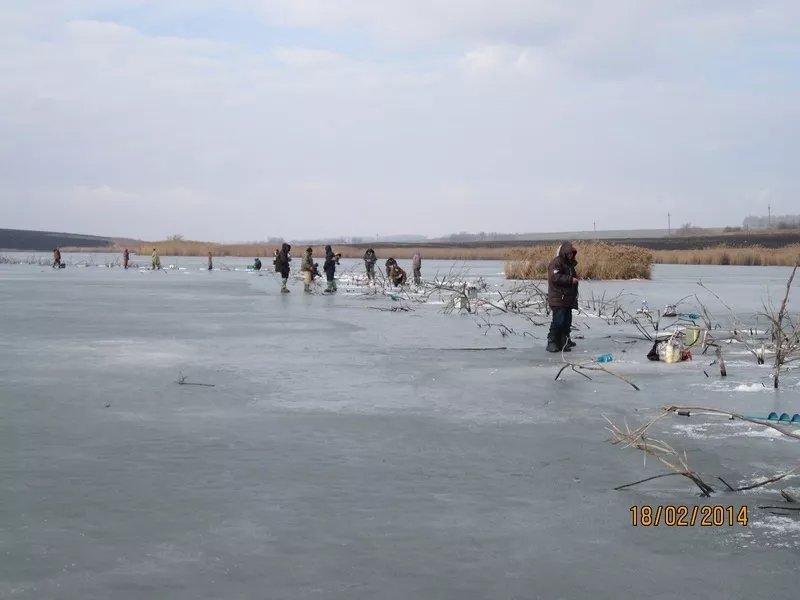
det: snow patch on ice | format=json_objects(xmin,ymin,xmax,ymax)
[
  {"xmin": 733, "ymin": 383, "xmax": 770, "ymax": 392},
  {"xmin": 670, "ymin": 420, "xmax": 799, "ymax": 442},
  {"xmin": 748, "ymin": 515, "xmax": 800, "ymax": 548}
]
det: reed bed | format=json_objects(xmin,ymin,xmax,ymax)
[
  {"xmin": 504, "ymin": 243, "xmax": 653, "ymax": 280},
  {"xmin": 652, "ymin": 245, "xmax": 800, "ymax": 266},
  {"xmin": 54, "ymin": 240, "xmax": 800, "ymax": 270},
  {"xmin": 131, "ymin": 241, "xmax": 513, "ymax": 261}
]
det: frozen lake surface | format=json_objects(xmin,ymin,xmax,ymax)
[{"xmin": 1, "ymin": 256, "xmax": 800, "ymax": 599}]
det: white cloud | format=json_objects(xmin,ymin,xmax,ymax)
[
  {"xmin": 0, "ymin": 1, "xmax": 798, "ymax": 240},
  {"xmin": 460, "ymin": 45, "xmax": 550, "ymax": 81},
  {"xmin": 274, "ymin": 47, "xmax": 344, "ymax": 70}
]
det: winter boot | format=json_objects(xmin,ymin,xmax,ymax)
[
  {"xmin": 561, "ymin": 336, "xmax": 572, "ymax": 352},
  {"xmin": 304, "ymin": 284, "xmax": 311, "ymax": 293},
  {"xmin": 567, "ymin": 337, "xmax": 577, "ymax": 348},
  {"xmin": 280, "ymin": 278, "xmax": 290, "ymax": 293},
  {"xmin": 546, "ymin": 335, "xmax": 560, "ymax": 353}
]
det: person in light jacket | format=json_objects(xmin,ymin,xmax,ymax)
[
  {"xmin": 151, "ymin": 248, "xmax": 161, "ymax": 270},
  {"xmin": 300, "ymin": 247, "xmax": 315, "ymax": 293},
  {"xmin": 412, "ymin": 252, "xmax": 422, "ymax": 285}
]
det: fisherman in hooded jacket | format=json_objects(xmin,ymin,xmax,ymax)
[
  {"xmin": 363, "ymin": 248, "xmax": 377, "ymax": 282},
  {"xmin": 323, "ymin": 245, "xmax": 339, "ymax": 293},
  {"xmin": 275, "ymin": 243, "xmax": 292, "ymax": 293},
  {"xmin": 546, "ymin": 242, "xmax": 579, "ymax": 353}
]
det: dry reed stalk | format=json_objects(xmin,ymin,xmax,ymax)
[{"xmin": 608, "ymin": 405, "xmax": 800, "ymax": 496}]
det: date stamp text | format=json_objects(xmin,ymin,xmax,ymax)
[{"xmin": 630, "ymin": 505, "xmax": 748, "ymax": 527}]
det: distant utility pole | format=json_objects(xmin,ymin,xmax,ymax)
[
  {"xmin": 593, "ymin": 221, "xmax": 596, "ymax": 232},
  {"xmin": 768, "ymin": 205, "xmax": 772, "ymax": 227},
  {"xmin": 668, "ymin": 212, "xmax": 671, "ymax": 235}
]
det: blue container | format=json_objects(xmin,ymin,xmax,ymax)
[{"xmin": 597, "ymin": 353, "xmax": 613, "ymax": 363}]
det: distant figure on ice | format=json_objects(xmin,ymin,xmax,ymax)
[
  {"xmin": 273, "ymin": 248, "xmax": 279, "ymax": 268},
  {"xmin": 363, "ymin": 248, "xmax": 377, "ymax": 282},
  {"xmin": 253, "ymin": 257, "xmax": 262, "ymax": 271},
  {"xmin": 151, "ymin": 248, "xmax": 161, "ymax": 270},
  {"xmin": 123, "ymin": 248, "xmax": 130, "ymax": 270},
  {"xmin": 52, "ymin": 248, "xmax": 62, "ymax": 269},
  {"xmin": 301, "ymin": 247, "xmax": 315, "ymax": 293},
  {"xmin": 412, "ymin": 251, "xmax": 422, "ymax": 285},
  {"xmin": 207, "ymin": 251, "xmax": 213, "ymax": 271},
  {"xmin": 323, "ymin": 245, "xmax": 339, "ymax": 293},
  {"xmin": 546, "ymin": 242, "xmax": 579, "ymax": 353},
  {"xmin": 275, "ymin": 243, "xmax": 291, "ymax": 293},
  {"xmin": 384, "ymin": 257, "xmax": 397, "ymax": 277}
]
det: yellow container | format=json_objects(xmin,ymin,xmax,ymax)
[
  {"xmin": 685, "ymin": 326, "xmax": 702, "ymax": 347},
  {"xmin": 664, "ymin": 341, "xmax": 682, "ymax": 364}
]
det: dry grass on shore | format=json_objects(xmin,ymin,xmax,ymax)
[
  {"xmin": 504, "ymin": 243, "xmax": 653, "ymax": 280},
  {"xmin": 652, "ymin": 245, "xmax": 800, "ymax": 266},
  {"xmin": 59, "ymin": 240, "xmax": 800, "ymax": 271},
  {"xmin": 129, "ymin": 240, "xmax": 512, "ymax": 261}
]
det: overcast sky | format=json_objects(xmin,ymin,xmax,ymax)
[{"xmin": 1, "ymin": 1, "xmax": 798, "ymax": 241}]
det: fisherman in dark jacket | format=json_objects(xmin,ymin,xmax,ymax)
[
  {"xmin": 546, "ymin": 242, "xmax": 579, "ymax": 353},
  {"xmin": 275, "ymin": 243, "xmax": 292, "ymax": 293},
  {"xmin": 323, "ymin": 245, "xmax": 339, "ymax": 293},
  {"xmin": 364, "ymin": 248, "xmax": 377, "ymax": 282}
]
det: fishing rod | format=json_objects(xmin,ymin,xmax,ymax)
[{"xmin": 676, "ymin": 410, "xmax": 800, "ymax": 423}]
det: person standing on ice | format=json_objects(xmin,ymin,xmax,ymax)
[
  {"xmin": 323, "ymin": 245, "xmax": 339, "ymax": 293},
  {"xmin": 300, "ymin": 247, "xmax": 315, "ymax": 293},
  {"xmin": 151, "ymin": 248, "xmax": 161, "ymax": 270},
  {"xmin": 207, "ymin": 251, "xmax": 213, "ymax": 271},
  {"xmin": 123, "ymin": 248, "xmax": 130, "ymax": 270},
  {"xmin": 363, "ymin": 248, "xmax": 377, "ymax": 282},
  {"xmin": 412, "ymin": 251, "xmax": 422, "ymax": 285},
  {"xmin": 275, "ymin": 243, "xmax": 291, "ymax": 293},
  {"xmin": 546, "ymin": 242, "xmax": 579, "ymax": 353},
  {"xmin": 53, "ymin": 248, "xmax": 62, "ymax": 269}
]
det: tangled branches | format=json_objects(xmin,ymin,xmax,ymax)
[{"xmin": 606, "ymin": 405, "xmax": 800, "ymax": 497}]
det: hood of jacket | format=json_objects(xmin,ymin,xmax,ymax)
[{"xmin": 557, "ymin": 242, "xmax": 577, "ymax": 265}]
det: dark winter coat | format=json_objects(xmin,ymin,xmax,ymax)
[
  {"xmin": 275, "ymin": 243, "xmax": 291, "ymax": 276},
  {"xmin": 323, "ymin": 245, "xmax": 336, "ymax": 276},
  {"xmin": 547, "ymin": 242, "xmax": 579, "ymax": 309},
  {"xmin": 364, "ymin": 249, "xmax": 376, "ymax": 266}
]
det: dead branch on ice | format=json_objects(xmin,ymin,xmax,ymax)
[
  {"xmin": 607, "ymin": 404, "xmax": 800, "ymax": 496},
  {"xmin": 761, "ymin": 264, "xmax": 800, "ymax": 389},
  {"xmin": 555, "ymin": 354, "xmax": 641, "ymax": 391},
  {"xmin": 604, "ymin": 412, "xmax": 715, "ymax": 496}
]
